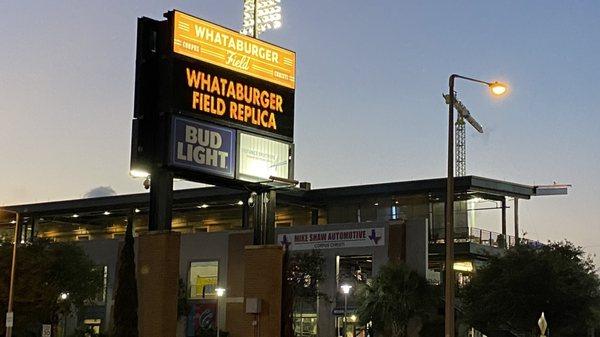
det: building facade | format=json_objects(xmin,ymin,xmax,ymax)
[{"xmin": 0, "ymin": 176, "xmax": 556, "ymax": 337}]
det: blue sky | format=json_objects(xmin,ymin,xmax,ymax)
[{"xmin": 1, "ymin": 1, "xmax": 599, "ymax": 262}]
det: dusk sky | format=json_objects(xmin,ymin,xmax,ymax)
[{"xmin": 1, "ymin": 1, "xmax": 599, "ymax": 263}]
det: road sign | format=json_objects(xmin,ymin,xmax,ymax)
[
  {"xmin": 42, "ymin": 324, "xmax": 52, "ymax": 337},
  {"xmin": 5, "ymin": 312, "xmax": 13, "ymax": 327}
]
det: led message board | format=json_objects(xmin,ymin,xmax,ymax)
[
  {"xmin": 172, "ymin": 58, "xmax": 294, "ymax": 141},
  {"xmin": 172, "ymin": 11, "xmax": 295, "ymax": 89}
]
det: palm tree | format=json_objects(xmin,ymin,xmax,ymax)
[{"xmin": 356, "ymin": 262, "xmax": 434, "ymax": 337}]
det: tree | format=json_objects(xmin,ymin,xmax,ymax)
[
  {"xmin": 112, "ymin": 216, "xmax": 139, "ymax": 337},
  {"xmin": 0, "ymin": 239, "xmax": 103, "ymax": 336},
  {"xmin": 282, "ymin": 250, "xmax": 328, "ymax": 337},
  {"xmin": 356, "ymin": 262, "xmax": 434, "ymax": 337},
  {"xmin": 462, "ymin": 241, "xmax": 600, "ymax": 337}
]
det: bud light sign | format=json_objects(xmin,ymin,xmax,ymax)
[{"xmin": 170, "ymin": 116, "xmax": 235, "ymax": 178}]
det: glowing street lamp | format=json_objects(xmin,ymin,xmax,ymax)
[
  {"xmin": 444, "ymin": 74, "xmax": 508, "ymax": 337},
  {"xmin": 58, "ymin": 292, "xmax": 70, "ymax": 337},
  {"xmin": 489, "ymin": 81, "xmax": 508, "ymax": 96}
]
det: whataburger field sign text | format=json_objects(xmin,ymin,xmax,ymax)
[{"xmin": 173, "ymin": 11, "xmax": 296, "ymax": 90}]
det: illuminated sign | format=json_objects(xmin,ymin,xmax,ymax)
[
  {"xmin": 132, "ymin": 10, "xmax": 296, "ymax": 188},
  {"xmin": 278, "ymin": 228, "xmax": 385, "ymax": 251},
  {"xmin": 172, "ymin": 58, "xmax": 294, "ymax": 140},
  {"xmin": 172, "ymin": 10, "xmax": 296, "ymax": 89},
  {"xmin": 169, "ymin": 116, "xmax": 236, "ymax": 178},
  {"xmin": 237, "ymin": 132, "xmax": 291, "ymax": 182}
]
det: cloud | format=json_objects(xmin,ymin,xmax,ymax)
[{"xmin": 83, "ymin": 186, "xmax": 117, "ymax": 198}]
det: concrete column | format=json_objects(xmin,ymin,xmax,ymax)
[
  {"xmin": 318, "ymin": 252, "xmax": 337, "ymax": 337},
  {"xmin": 405, "ymin": 220, "xmax": 428, "ymax": 277}
]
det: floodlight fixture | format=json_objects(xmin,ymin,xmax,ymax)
[
  {"xmin": 241, "ymin": 0, "xmax": 282, "ymax": 37},
  {"xmin": 130, "ymin": 169, "xmax": 150, "ymax": 178}
]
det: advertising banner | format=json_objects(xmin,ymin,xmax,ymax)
[
  {"xmin": 172, "ymin": 58, "xmax": 294, "ymax": 141},
  {"xmin": 278, "ymin": 228, "xmax": 385, "ymax": 251},
  {"xmin": 172, "ymin": 10, "xmax": 296, "ymax": 89},
  {"xmin": 169, "ymin": 116, "xmax": 236, "ymax": 178},
  {"xmin": 237, "ymin": 132, "xmax": 291, "ymax": 182}
]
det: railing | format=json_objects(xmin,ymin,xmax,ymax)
[{"xmin": 429, "ymin": 227, "xmax": 541, "ymax": 249}]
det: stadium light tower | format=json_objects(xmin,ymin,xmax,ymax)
[{"xmin": 241, "ymin": 0, "xmax": 282, "ymax": 38}]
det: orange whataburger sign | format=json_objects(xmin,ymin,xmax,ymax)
[{"xmin": 172, "ymin": 11, "xmax": 296, "ymax": 89}]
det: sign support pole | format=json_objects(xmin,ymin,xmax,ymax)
[
  {"xmin": 148, "ymin": 168, "xmax": 174, "ymax": 231},
  {"xmin": 252, "ymin": 190, "xmax": 276, "ymax": 245}
]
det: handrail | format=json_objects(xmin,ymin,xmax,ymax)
[{"xmin": 429, "ymin": 226, "xmax": 542, "ymax": 248}]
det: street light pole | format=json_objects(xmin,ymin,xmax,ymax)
[
  {"xmin": 340, "ymin": 284, "xmax": 352, "ymax": 337},
  {"xmin": 444, "ymin": 74, "xmax": 507, "ymax": 337},
  {"xmin": 344, "ymin": 292, "xmax": 348, "ymax": 336},
  {"xmin": 5, "ymin": 211, "xmax": 19, "ymax": 337},
  {"xmin": 444, "ymin": 75, "xmax": 456, "ymax": 337}
]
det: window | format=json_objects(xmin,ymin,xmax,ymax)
[
  {"xmin": 189, "ymin": 261, "xmax": 219, "ymax": 299},
  {"xmin": 293, "ymin": 313, "xmax": 317, "ymax": 337},
  {"xmin": 87, "ymin": 265, "xmax": 108, "ymax": 305}
]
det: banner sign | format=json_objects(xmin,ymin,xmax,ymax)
[
  {"xmin": 169, "ymin": 116, "xmax": 236, "ymax": 178},
  {"xmin": 172, "ymin": 10, "xmax": 296, "ymax": 89},
  {"xmin": 278, "ymin": 228, "xmax": 385, "ymax": 251},
  {"xmin": 237, "ymin": 132, "xmax": 291, "ymax": 182},
  {"xmin": 172, "ymin": 58, "xmax": 294, "ymax": 140}
]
